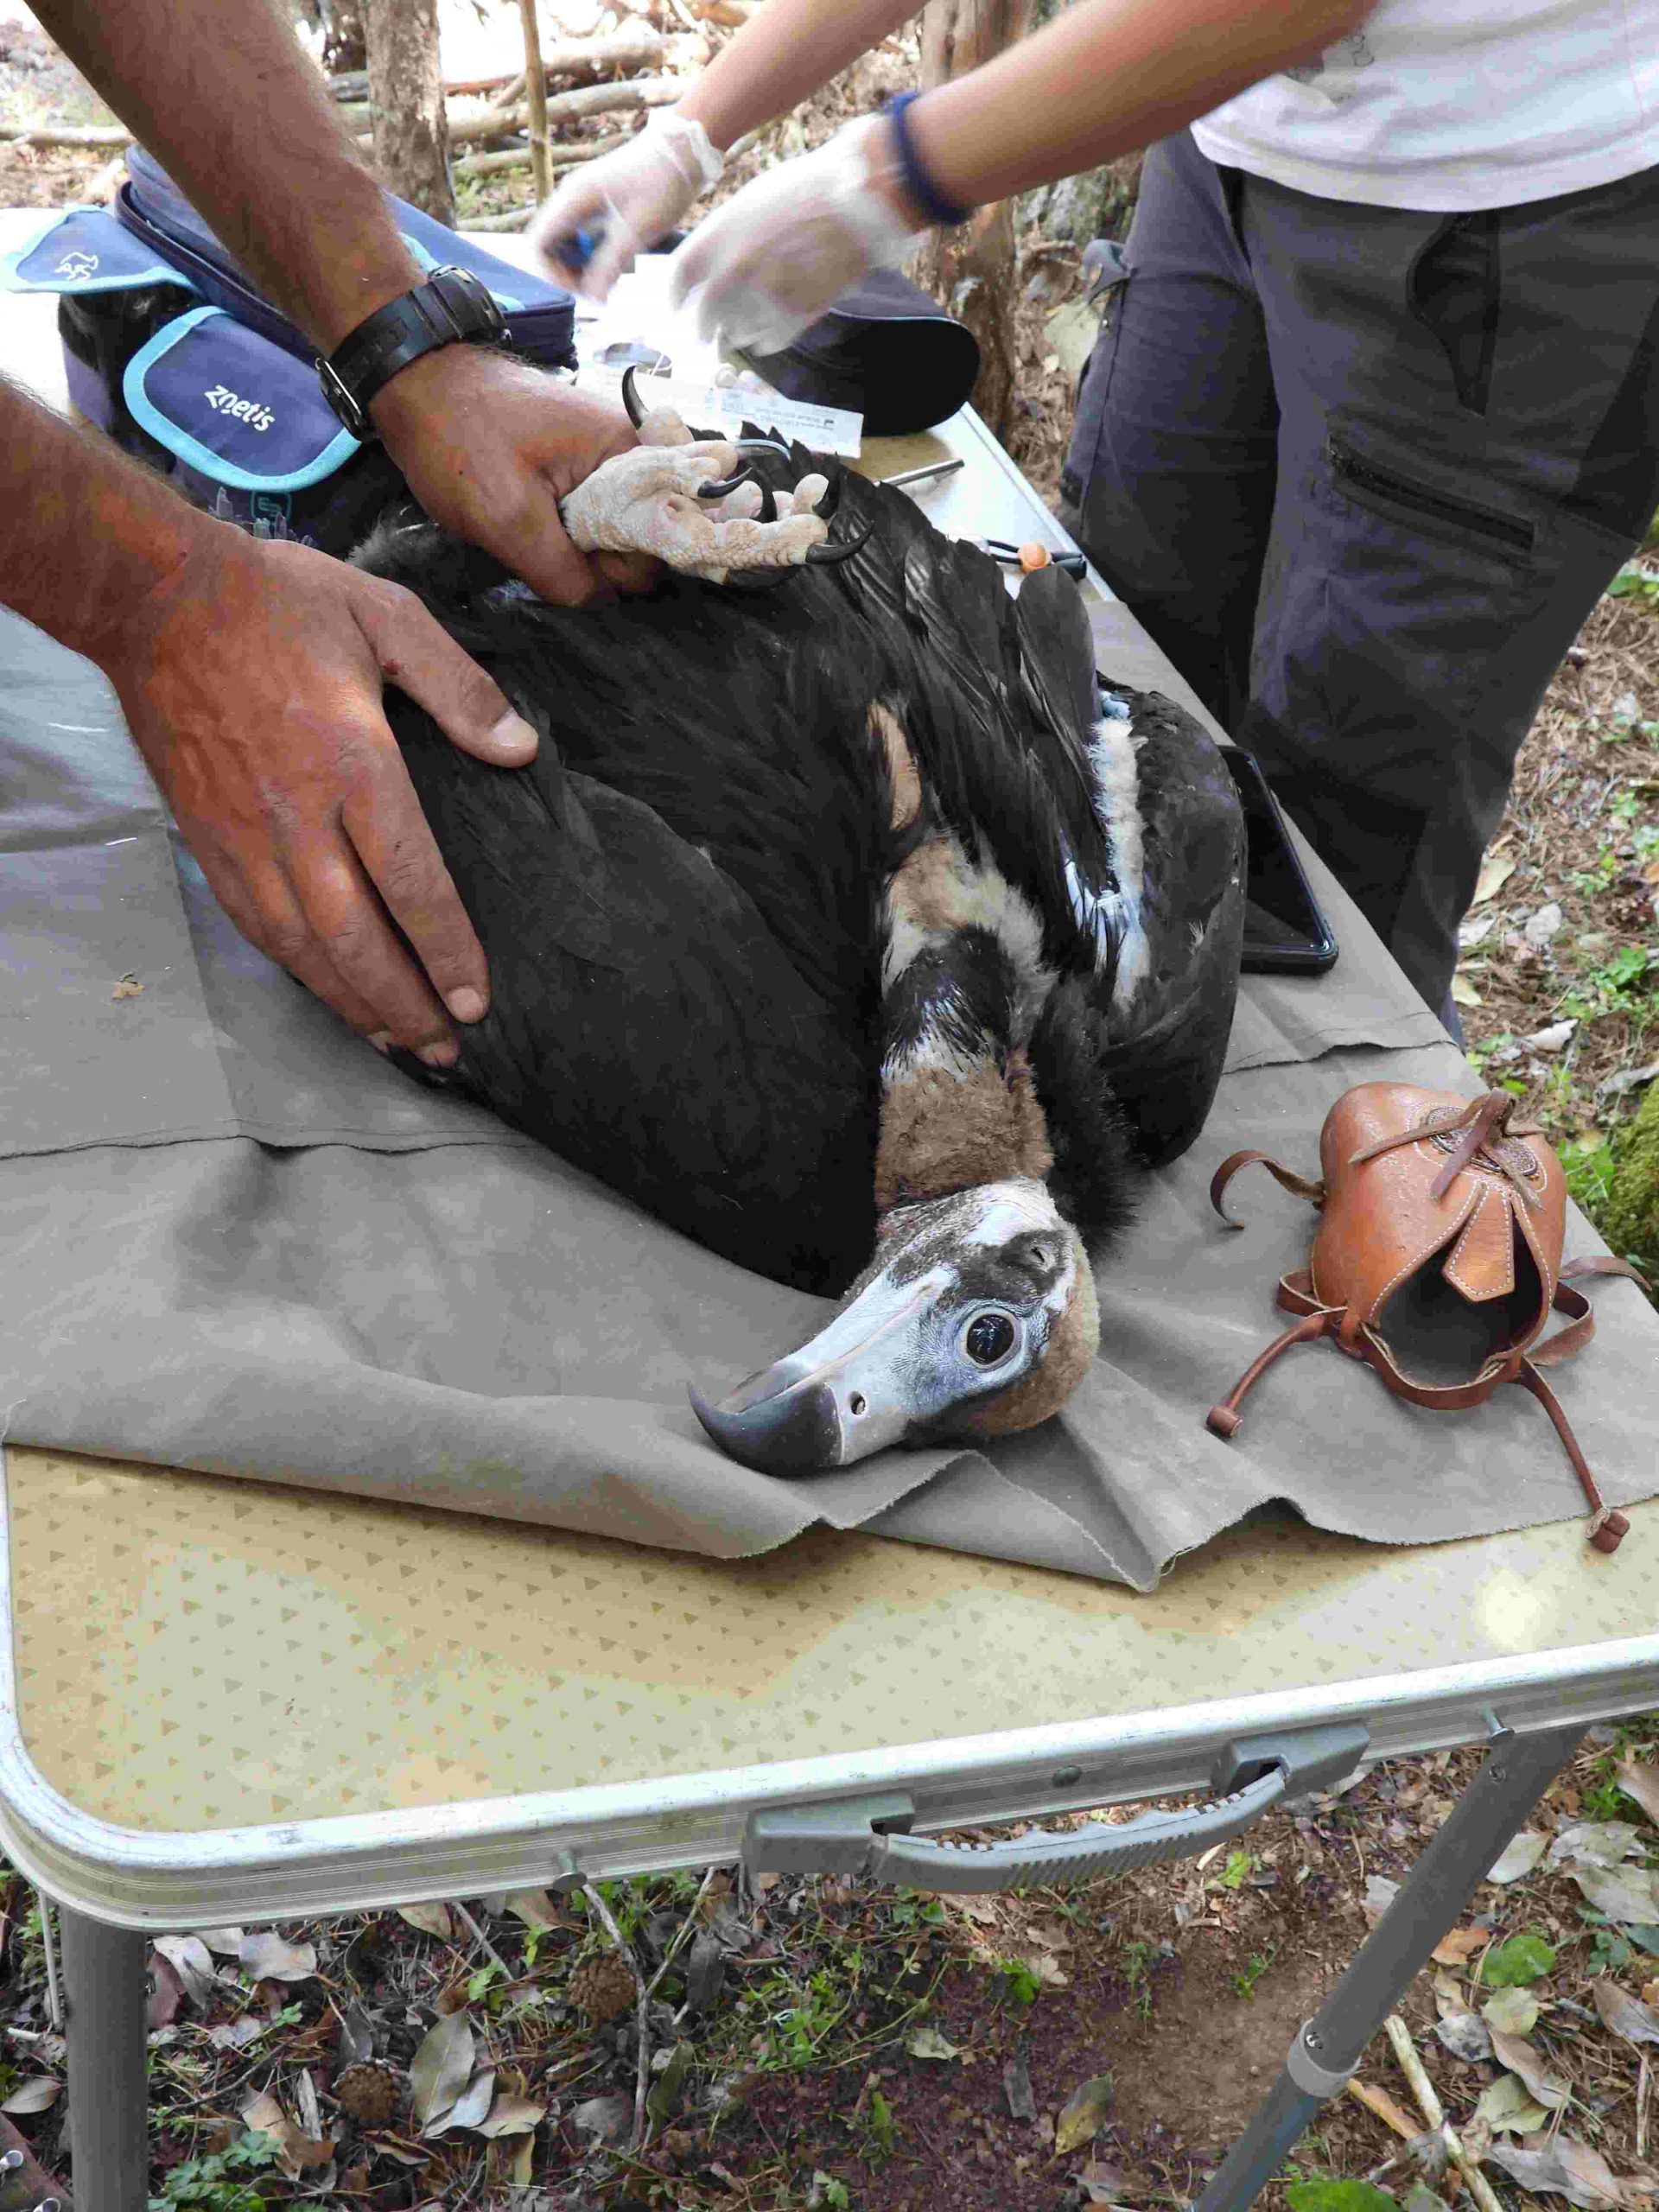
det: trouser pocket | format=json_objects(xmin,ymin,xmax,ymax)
[{"xmin": 1060, "ymin": 256, "xmax": 1131, "ymax": 513}]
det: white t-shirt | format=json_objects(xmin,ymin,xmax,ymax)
[{"xmin": 1192, "ymin": 1, "xmax": 1659, "ymax": 211}]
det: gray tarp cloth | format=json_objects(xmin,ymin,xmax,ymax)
[{"xmin": 1, "ymin": 601, "xmax": 1654, "ymax": 1592}]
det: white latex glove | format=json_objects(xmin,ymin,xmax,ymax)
[
  {"xmin": 669, "ymin": 114, "xmax": 926, "ymax": 356},
  {"xmin": 529, "ymin": 107, "xmax": 724, "ymax": 301}
]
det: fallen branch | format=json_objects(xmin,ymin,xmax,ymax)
[
  {"xmin": 452, "ymin": 130, "xmax": 632, "ymax": 183},
  {"xmin": 442, "ymin": 74, "xmax": 684, "ymax": 149},
  {"xmin": 1385, "ymin": 2013, "xmax": 1507, "ymax": 2212},
  {"xmin": 0, "ymin": 121, "xmax": 132, "ymax": 148},
  {"xmin": 459, "ymin": 206, "xmax": 535, "ymax": 232},
  {"xmin": 518, "ymin": 0, "xmax": 551, "ymax": 200},
  {"xmin": 1345, "ymin": 2078, "xmax": 1421, "ymax": 2142},
  {"xmin": 583, "ymin": 1880, "xmax": 651, "ymax": 2153}
]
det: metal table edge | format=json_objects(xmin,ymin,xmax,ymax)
[{"xmin": 4, "ymin": 1592, "xmax": 1657, "ymax": 1927}]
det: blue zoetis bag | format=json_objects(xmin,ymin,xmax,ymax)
[{"xmin": 1, "ymin": 149, "xmax": 577, "ymax": 552}]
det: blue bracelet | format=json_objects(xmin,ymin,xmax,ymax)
[{"xmin": 883, "ymin": 91, "xmax": 971, "ymax": 229}]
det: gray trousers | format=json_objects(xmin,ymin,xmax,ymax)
[{"xmin": 1060, "ymin": 131, "xmax": 1659, "ymax": 1013}]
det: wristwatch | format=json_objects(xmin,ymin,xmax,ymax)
[{"xmin": 317, "ymin": 265, "xmax": 508, "ymax": 440}]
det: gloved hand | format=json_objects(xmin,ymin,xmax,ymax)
[
  {"xmin": 529, "ymin": 106, "xmax": 725, "ymax": 300},
  {"xmin": 669, "ymin": 115, "xmax": 926, "ymax": 355}
]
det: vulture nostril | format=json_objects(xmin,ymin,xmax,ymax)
[{"xmin": 849, "ymin": 1391, "xmax": 868, "ymax": 1417}]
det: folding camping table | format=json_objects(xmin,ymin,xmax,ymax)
[{"xmin": 1, "ymin": 213, "xmax": 1657, "ymax": 2212}]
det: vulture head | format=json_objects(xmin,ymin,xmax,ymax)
[{"xmin": 690, "ymin": 1179, "xmax": 1100, "ymax": 1471}]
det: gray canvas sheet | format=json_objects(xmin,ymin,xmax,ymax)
[{"xmin": 2, "ymin": 603, "xmax": 1654, "ymax": 1591}]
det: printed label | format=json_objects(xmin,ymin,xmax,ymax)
[{"xmin": 203, "ymin": 384, "xmax": 275, "ymax": 433}]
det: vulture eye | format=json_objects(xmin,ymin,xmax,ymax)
[{"xmin": 963, "ymin": 1312, "xmax": 1018, "ymax": 1367}]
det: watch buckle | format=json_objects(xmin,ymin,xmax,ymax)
[{"xmin": 317, "ymin": 353, "xmax": 372, "ymax": 441}]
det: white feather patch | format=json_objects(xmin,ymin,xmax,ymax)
[
  {"xmin": 881, "ymin": 833, "xmax": 1058, "ymax": 1044},
  {"xmin": 1072, "ymin": 712, "xmax": 1151, "ymax": 1007}
]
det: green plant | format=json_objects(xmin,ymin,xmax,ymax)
[
  {"xmin": 1608, "ymin": 562, "xmax": 1659, "ymax": 608},
  {"xmin": 1120, "ymin": 1937, "xmax": 1157, "ymax": 2021},
  {"xmin": 1561, "ymin": 942, "xmax": 1657, "ymax": 1024},
  {"xmin": 754, "ymin": 1966, "xmax": 854, "ymax": 2069},
  {"xmin": 1476, "ymin": 1929, "xmax": 1556, "ymax": 1986},
  {"xmin": 888, "ymin": 1889, "xmax": 945, "ymax": 1930},
  {"xmin": 991, "ymin": 1956, "xmax": 1042, "ymax": 2007},
  {"xmin": 147, "ymin": 2131, "xmax": 282, "ymax": 2212},
  {"xmin": 1234, "ymin": 1946, "xmax": 1278, "ymax": 1999},
  {"xmin": 1216, "ymin": 1848, "xmax": 1254, "ymax": 1891},
  {"xmin": 1560, "ymin": 1135, "xmax": 1620, "ymax": 1228},
  {"xmin": 856, "ymin": 2088, "xmax": 896, "ymax": 2163}
]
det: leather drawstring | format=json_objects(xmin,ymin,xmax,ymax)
[
  {"xmin": 1209, "ymin": 1149, "xmax": 1326, "ymax": 1227},
  {"xmin": 1206, "ymin": 1310, "xmax": 1336, "ymax": 1438},
  {"xmin": 1349, "ymin": 1090, "xmax": 1545, "ymax": 1206},
  {"xmin": 1514, "ymin": 1362, "xmax": 1630, "ymax": 1553}
]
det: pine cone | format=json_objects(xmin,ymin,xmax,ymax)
[
  {"xmin": 334, "ymin": 2058, "xmax": 404, "ymax": 2128},
  {"xmin": 568, "ymin": 1948, "xmax": 636, "ymax": 2024}
]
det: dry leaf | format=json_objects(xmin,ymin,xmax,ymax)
[
  {"xmin": 1434, "ymin": 2011, "xmax": 1494, "ymax": 2062},
  {"xmin": 1025, "ymin": 1919, "xmax": 1074, "ymax": 1953},
  {"xmin": 397, "ymin": 1902, "xmax": 458, "ymax": 1942},
  {"xmin": 197, "ymin": 1926, "xmax": 245, "ymax": 1956},
  {"xmin": 1, "ymin": 2077, "xmax": 61, "ymax": 2115},
  {"xmin": 1349, "ymin": 2076, "xmax": 1424, "ymax": 2138},
  {"xmin": 950, "ymin": 1893, "xmax": 999, "ymax": 1929},
  {"xmin": 1077, "ymin": 2161, "xmax": 1130, "ymax": 2204},
  {"xmin": 238, "ymin": 1929, "xmax": 317, "ymax": 1983},
  {"xmin": 1364, "ymin": 1875, "xmax": 1402, "ymax": 1921},
  {"xmin": 1054, "ymin": 2074, "xmax": 1114, "ymax": 2157},
  {"xmin": 1475, "ymin": 2073, "xmax": 1550, "ymax": 2133},
  {"xmin": 905, "ymin": 2024, "xmax": 961, "ymax": 2061},
  {"xmin": 154, "ymin": 1934, "xmax": 217, "ymax": 2010},
  {"xmin": 429, "ymin": 2066, "xmax": 495, "ymax": 2137},
  {"xmin": 572, "ymin": 2092, "xmax": 631, "ymax": 2143},
  {"xmin": 1617, "ymin": 1760, "xmax": 1659, "ymax": 1827},
  {"xmin": 1487, "ymin": 2136, "xmax": 1631, "ymax": 2209},
  {"xmin": 1451, "ymin": 974, "xmax": 1484, "ymax": 1008},
  {"xmin": 207, "ymin": 2017, "xmax": 265, "ymax": 2051},
  {"xmin": 1490, "ymin": 2029, "xmax": 1569, "ymax": 2111},
  {"xmin": 239, "ymin": 2088, "xmax": 334, "ymax": 2178},
  {"xmin": 1575, "ymin": 1863, "xmax": 1659, "ymax": 1926},
  {"xmin": 1550, "ymin": 1821, "xmax": 1644, "ymax": 1870},
  {"xmin": 1488, "ymin": 1832, "xmax": 1548, "ymax": 1884},
  {"xmin": 1473, "ymin": 853, "xmax": 1517, "ymax": 904},
  {"xmin": 1433, "ymin": 1928, "xmax": 1487, "ymax": 1966},
  {"xmin": 474, "ymin": 2090, "xmax": 546, "ymax": 2139},
  {"xmin": 111, "ymin": 973, "xmax": 144, "ymax": 999},
  {"xmin": 410, "ymin": 2012, "xmax": 475, "ymax": 2133},
  {"xmin": 1004, "ymin": 2040, "xmax": 1037, "ymax": 2122},
  {"xmin": 1482, "ymin": 1986, "xmax": 1540, "ymax": 2036},
  {"xmin": 147, "ymin": 1948, "xmax": 187, "ymax": 2030},
  {"xmin": 1592, "ymin": 1980, "xmax": 1659, "ymax": 2045},
  {"xmin": 1433, "ymin": 1970, "xmax": 1468, "ymax": 2017},
  {"xmin": 505, "ymin": 1890, "xmax": 566, "ymax": 1931}
]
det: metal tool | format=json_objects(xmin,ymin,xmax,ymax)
[
  {"xmin": 982, "ymin": 536, "xmax": 1088, "ymax": 579},
  {"xmin": 877, "ymin": 458, "xmax": 965, "ymax": 491}
]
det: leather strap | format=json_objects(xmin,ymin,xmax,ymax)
[
  {"xmin": 1210, "ymin": 1150, "xmax": 1325, "ymax": 1228},
  {"xmin": 317, "ymin": 266, "xmax": 507, "ymax": 439},
  {"xmin": 1348, "ymin": 1090, "xmax": 1545, "ymax": 1206},
  {"xmin": 1515, "ymin": 1362, "xmax": 1630, "ymax": 1553}
]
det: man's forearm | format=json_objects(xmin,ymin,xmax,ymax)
[
  {"xmin": 908, "ymin": 0, "xmax": 1372, "ymax": 210},
  {"xmin": 0, "ymin": 374, "xmax": 219, "ymax": 664},
  {"xmin": 30, "ymin": 0, "xmax": 418, "ymax": 351},
  {"xmin": 677, "ymin": 0, "xmax": 920, "ymax": 153}
]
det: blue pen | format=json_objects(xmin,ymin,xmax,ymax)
[{"xmin": 559, "ymin": 223, "xmax": 606, "ymax": 275}]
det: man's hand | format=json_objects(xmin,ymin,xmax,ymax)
[
  {"xmin": 99, "ymin": 525, "xmax": 542, "ymax": 1062},
  {"xmin": 370, "ymin": 346, "xmax": 657, "ymax": 607}
]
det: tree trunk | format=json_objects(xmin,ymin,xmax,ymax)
[
  {"xmin": 364, "ymin": 0, "xmax": 453, "ymax": 225},
  {"xmin": 913, "ymin": 0, "xmax": 1033, "ymax": 444}
]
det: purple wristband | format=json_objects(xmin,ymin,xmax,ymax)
[{"xmin": 883, "ymin": 92, "xmax": 971, "ymax": 229}]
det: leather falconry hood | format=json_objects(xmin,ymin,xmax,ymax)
[{"xmin": 1205, "ymin": 1081, "xmax": 1647, "ymax": 1553}]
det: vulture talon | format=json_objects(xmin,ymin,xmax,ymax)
[
  {"xmin": 621, "ymin": 363, "xmax": 646, "ymax": 429},
  {"xmin": 695, "ymin": 467, "xmax": 779, "ymax": 522},
  {"xmin": 804, "ymin": 518, "xmax": 874, "ymax": 566}
]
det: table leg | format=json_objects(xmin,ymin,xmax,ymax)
[
  {"xmin": 1197, "ymin": 1721, "xmax": 1584, "ymax": 2212},
  {"xmin": 60, "ymin": 1907, "xmax": 149, "ymax": 2212}
]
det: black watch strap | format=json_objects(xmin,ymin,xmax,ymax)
[{"xmin": 317, "ymin": 265, "xmax": 507, "ymax": 439}]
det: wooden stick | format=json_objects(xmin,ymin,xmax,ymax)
[
  {"xmin": 1640, "ymin": 2050, "xmax": 1651, "ymax": 2165},
  {"xmin": 0, "ymin": 122, "xmax": 131, "ymax": 148},
  {"xmin": 452, "ymin": 130, "xmax": 631, "ymax": 182},
  {"xmin": 442, "ymin": 75, "xmax": 683, "ymax": 149},
  {"xmin": 518, "ymin": 0, "xmax": 551, "ymax": 201},
  {"xmin": 583, "ymin": 1881, "xmax": 652, "ymax": 2152},
  {"xmin": 1385, "ymin": 2014, "xmax": 1507, "ymax": 2212}
]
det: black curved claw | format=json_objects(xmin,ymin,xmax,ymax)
[
  {"xmin": 695, "ymin": 466, "xmax": 779, "ymax": 523},
  {"xmin": 804, "ymin": 516, "xmax": 874, "ymax": 566},
  {"xmin": 813, "ymin": 465, "xmax": 844, "ymax": 520},
  {"xmin": 620, "ymin": 363, "xmax": 646, "ymax": 429}
]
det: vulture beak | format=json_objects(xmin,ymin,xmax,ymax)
[{"xmin": 690, "ymin": 1181, "xmax": 1096, "ymax": 1474}]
